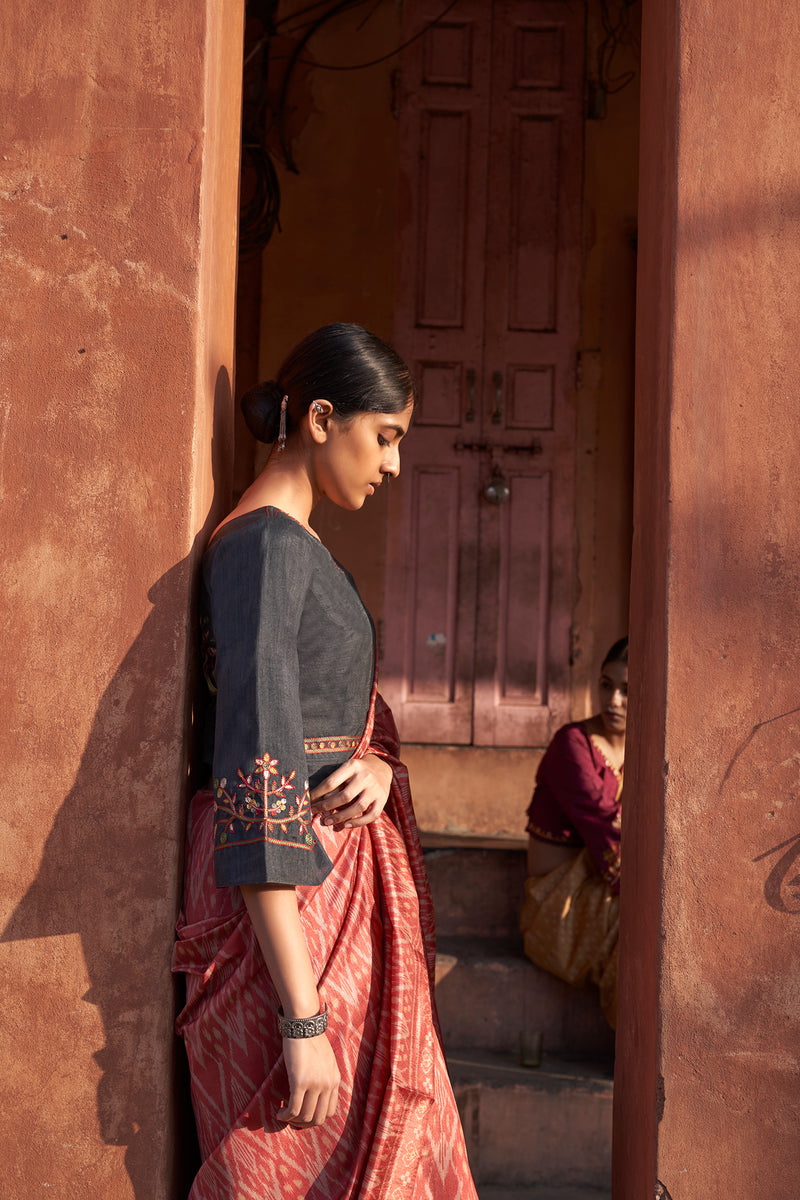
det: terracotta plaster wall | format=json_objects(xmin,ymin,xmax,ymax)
[
  {"xmin": 615, "ymin": 1, "xmax": 800, "ymax": 1196},
  {"xmin": 0, "ymin": 3, "xmax": 243, "ymax": 1197}
]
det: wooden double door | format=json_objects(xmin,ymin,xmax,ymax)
[{"xmin": 382, "ymin": 0, "xmax": 585, "ymax": 748}]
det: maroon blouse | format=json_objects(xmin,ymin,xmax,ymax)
[{"xmin": 525, "ymin": 722, "xmax": 622, "ymax": 892}]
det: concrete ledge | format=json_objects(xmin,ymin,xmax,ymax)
[
  {"xmin": 436, "ymin": 936, "xmax": 615, "ymax": 1061},
  {"xmin": 426, "ymin": 847, "xmax": 528, "ymax": 938},
  {"xmin": 449, "ymin": 1050, "xmax": 613, "ymax": 1190},
  {"xmin": 478, "ymin": 1188, "xmax": 611, "ymax": 1200}
]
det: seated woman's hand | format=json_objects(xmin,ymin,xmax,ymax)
[
  {"xmin": 309, "ymin": 754, "xmax": 393, "ymax": 830},
  {"xmin": 278, "ymin": 1032, "xmax": 341, "ymax": 1128}
]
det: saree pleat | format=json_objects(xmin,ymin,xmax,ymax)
[{"xmin": 173, "ymin": 693, "xmax": 477, "ymax": 1199}]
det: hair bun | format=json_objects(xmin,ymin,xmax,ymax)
[{"xmin": 240, "ymin": 380, "xmax": 284, "ymax": 443}]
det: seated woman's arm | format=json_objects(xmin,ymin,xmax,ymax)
[{"xmin": 529, "ymin": 726, "xmax": 621, "ymax": 891}]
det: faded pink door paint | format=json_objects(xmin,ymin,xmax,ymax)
[{"xmin": 383, "ymin": 0, "xmax": 585, "ymax": 747}]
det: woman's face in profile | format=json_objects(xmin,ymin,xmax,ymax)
[
  {"xmin": 316, "ymin": 398, "xmax": 414, "ymax": 511},
  {"xmin": 598, "ymin": 660, "xmax": 628, "ymax": 736}
]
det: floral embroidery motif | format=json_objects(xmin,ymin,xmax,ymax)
[
  {"xmin": 304, "ymin": 735, "xmax": 359, "ymax": 755},
  {"xmin": 214, "ymin": 752, "xmax": 314, "ymax": 851}
]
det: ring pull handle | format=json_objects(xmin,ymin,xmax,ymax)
[
  {"xmin": 491, "ymin": 370, "xmax": 503, "ymax": 425},
  {"xmin": 465, "ymin": 368, "xmax": 476, "ymax": 422}
]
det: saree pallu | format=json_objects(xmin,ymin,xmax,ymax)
[
  {"xmin": 520, "ymin": 848, "xmax": 619, "ymax": 1028},
  {"xmin": 173, "ymin": 693, "xmax": 477, "ymax": 1200}
]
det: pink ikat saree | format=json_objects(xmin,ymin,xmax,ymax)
[{"xmin": 173, "ymin": 692, "xmax": 478, "ymax": 1200}]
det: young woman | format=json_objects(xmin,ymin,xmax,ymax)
[
  {"xmin": 173, "ymin": 324, "xmax": 477, "ymax": 1199},
  {"xmin": 520, "ymin": 638, "xmax": 628, "ymax": 1028}
]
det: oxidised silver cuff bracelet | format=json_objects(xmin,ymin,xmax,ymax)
[{"xmin": 278, "ymin": 1004, "xmax": 329, "ymax": 1039}]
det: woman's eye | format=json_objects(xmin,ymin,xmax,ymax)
[{"xmin": 378, "ymin": 435, "xmax": 388, "ymax": 447}]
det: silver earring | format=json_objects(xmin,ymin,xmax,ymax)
[
  {"xmin": 312, "ymin": 401, "xmax": 323, "ymax": 414},
  {"xmin": 277, "ymin": 395, "xmax": 288, "ymax": 452}
]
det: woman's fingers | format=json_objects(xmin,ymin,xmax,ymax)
[
  {"xmin": 324, "ymin": 798, "xmax": 378, "ymax": 830},
  {"xmin": 309, "ymin": 761, "xmax": 355, "ymax": 804},
  {"xmin": 325, "ymin": 1080, "xmax": 340, "ymax": 1122},
  {"xmin": 278, "ymin": 1035, "xmax": 341, "ymax": 1127},
  {"xmin": 310, "ymin": 757, "xmax": 393, "ymax": 829}
]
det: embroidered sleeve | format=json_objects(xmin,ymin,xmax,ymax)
[
  {"xmin": 205, "ymin": 520, "xmax": 333, "ymax": 888},
  {"xmin": 535, "ymin": 725, "xmax": 622, "ymax": 891}
]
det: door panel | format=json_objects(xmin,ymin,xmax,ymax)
[
  {"xmin": 383, "ymin": 0, "xmax": 491, "ymax": 743},
  {"xmin": 415, "ymin": 110, "xmax": 471, "ymax": 327},
  {"xmin": 405, "ymin": 466, "xmax": 460, "ymax": 703},
  {"xmin": 507, "ymin": 113, "xmax": 560, "ymax": 332},
  {"xmin": 384, "ymin": 0, "xmax": 584, "ymax": 749},
  {"xmin": 473, "ymin": 462, "xmax": 552, "ymax": 746}
]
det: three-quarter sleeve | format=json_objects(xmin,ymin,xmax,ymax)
[
  {"xmin": 531, "ymin": 725, "xmax": 622, "ymax": 891},
  {"xmin": 204, "ymin": 518, "xmax": 333, "ymax": 888}
]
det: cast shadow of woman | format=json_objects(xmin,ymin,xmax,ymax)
[{"xmin": 2, "ymin": 367, "xmax": 233, "ymax": 1199}]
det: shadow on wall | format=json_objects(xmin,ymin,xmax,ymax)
[{"xmin": 1, "ymin": 366, "xmax": 233, "ymax": 1198}]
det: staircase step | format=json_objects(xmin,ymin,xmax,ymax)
[
  {"xmin": 448, "ymin": 1050, "xmax": 613, "ymax": 1190},
  {"xmin": 425, "ymin": 847, "xmax": 528, "ymax": 938},
  {"xmin": 435, "ymin": 936, "xmax": 614, "ymax": 1061},
  {"xmin": 478, "ymin": 1189, "xmax": 611, "ymax": 1200}
]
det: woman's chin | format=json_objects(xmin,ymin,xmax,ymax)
[{"xmin": 328, "ymin": 492, "xmax": 366, "ymax": 511}]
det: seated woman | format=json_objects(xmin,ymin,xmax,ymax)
[{"xmin": 520, "ymin": 638, "xmax": 627, "ymax": 1028}]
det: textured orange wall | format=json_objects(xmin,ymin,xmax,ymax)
[
  {"xmin": 616, "ymin": 1, "xmax": 800, "ymax": 1195},
  {"xmin": 0, "ymin": 2, "xmax": 242, "ymax": 1196}
]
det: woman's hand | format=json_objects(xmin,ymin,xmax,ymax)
[
  {"xmin": 278, "ymin": 1032, "xmax": 341, "ymax": 1129},
  {"xmin": 309, "ymin": 753, "xmax": 393, "ymax": 830}
]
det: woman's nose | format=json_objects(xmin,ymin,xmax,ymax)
[{"xmin": 383, "ymin": 445, "xmax": 401, "ymax": 477}]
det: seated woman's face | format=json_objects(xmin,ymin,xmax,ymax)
[{"xmin": 598, "ymin": 660, "xmax": 627, "ymax": 736}]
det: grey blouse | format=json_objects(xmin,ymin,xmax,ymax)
[{"xmin": 201, "ymin": 507, "xmax": 375, "ymax": 888}]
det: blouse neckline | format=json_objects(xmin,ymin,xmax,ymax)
[
  {"xmin": 585, "ymin": 727, "xmax": 624, "ymax": 779},
  {"xmin": 207, "ymin": 504, "xmax": 324, "ymax": 551},
  {"xmin": 263, "ymin": 505, "xmax": 321, "ymax": 542}
]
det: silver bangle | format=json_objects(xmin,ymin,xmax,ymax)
[{"xmin": 278, "ymin": 1003, "xmax": 328, "ymax": 1039}]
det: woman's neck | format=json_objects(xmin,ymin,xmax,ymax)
[
  {"xmin": 585, "ymin": 715, "xmax": 625, "ymax": 765},
  {"xmin": 212, "ymin": 446, "xmax": 320, "ymax": 539},
  {"xmin": 251, "ymin": 448, "xmax": 320, "ymax": 518}
]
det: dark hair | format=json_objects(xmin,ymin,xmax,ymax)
[
  {"xmin": 240, "ymin": 323, "xmax": 416, "ymax": 444},
  {"xmin": 602, "ymin": 637, "xmax": 628, "ymax": 668}
]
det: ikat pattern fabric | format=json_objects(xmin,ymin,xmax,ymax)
[{"xmin": 173, "ymin": 694, "xmax": 478, "ymax": 1198}]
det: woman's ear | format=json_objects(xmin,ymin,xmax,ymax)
[{"xmin": 307, "ymin": 399, "xmax": 333, "ymax": 444}]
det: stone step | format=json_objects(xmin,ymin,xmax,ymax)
[
  {"xmin": 448, "ymin": 1050, "xmax": 613, "ymax": 1191},
  {"xmin": 435, "ymin": 936, "xmax": 614, "ymax": 1062},
  {"xmin": 478, "ymin": 1188, "xmax": 611, "ymax": 1200},
  {"xmin": 425, "ymin": 847, "xmax": 528, "ymax": 939}
]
